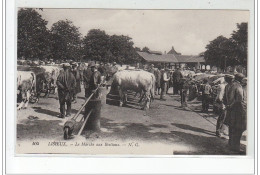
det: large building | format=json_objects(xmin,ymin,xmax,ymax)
[{"xmin": 137, "ymin": 46, "xmax": 208, "ymax": 70}]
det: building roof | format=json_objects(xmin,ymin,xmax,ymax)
[
  {"xmin": 167, "ymin": 46, "xmax": 182, "ymax": 55},
  {"xmin": 137, "ymin": 51, "xmax": 179, "ymax": 63},
  {"xmin": 176, "ymin": 55, "xmax": 205, "ymax": 63},
  {"xmin": 147, "ymin": 50, "xmax": 162, "ymax": 55}
]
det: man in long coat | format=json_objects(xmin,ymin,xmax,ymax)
[
  {"xmin": 172, "ymin": 68, "xmax": 183, "ymax": 95},
  {"xmin": 56, "ymin": 63, "xmax": 76, "ymax": 118},
  {"xmin": 226, "ymin": 73, "xmax": 246, "ymax": 153},
  {"xmin": 215, "ymin": 75, "xmax": 231, "ymax": 137}
]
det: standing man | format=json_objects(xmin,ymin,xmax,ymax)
[
  {"xmin": 226, "ymin": 73, "xmax": 246, "ymax": 153},
  {"xmin": 56, "ymin": 63, "xmax": 76, "ymax": 118},
  {"xmin": 98, "ymin": 62, "xmax": 107, "ymax": 83},
  {"xmin": 148, "ymin": 64, "xmax": 156, "ymax": 74},
  {"xmin": 83, "ymin": 63, "xmax": 93, "ymax": 98},
  {"xmin": 88, "ymin": 62, "xmax": 102, "ymax": 99},
  {"xmin": 200, "ymin": 79, "xmax": 212, "ymax": 113},
  {"xmin": 154, "ymin": 66, "xmax": 162, "ymax": 95},
  {"xmin": 172, "ymin": 68, "xmax": 183, "ymax": 95},
  {"xmin": 179, "ymin": 77, "xmax": 189, "ymax": 107},
  {"xmin": 71, "ymin": 62, "xmax": 81, "ymax": 103},
  {"xmin": 215, "ymin": 75, "xmax": 232, "ymax": 137},
  {"xmin": 98, "ymin": 62, "xmax": 107, "ymax": 76},
  {"xmin": 160, "ymin": 67, "xmax": 170, "ymax": 100}
]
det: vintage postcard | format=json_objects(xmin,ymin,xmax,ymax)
[{"xmin": 16, "ymin": 8, "xmax": 251, "ymax": 155}]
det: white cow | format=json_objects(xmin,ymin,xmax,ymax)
[
  {"xmin": 112, "ymin": 70, "xmax": 155, "ymax": 109},
  {"xmin": 17, "ymin": 71, "xmax": 36, "ymax": 110}
]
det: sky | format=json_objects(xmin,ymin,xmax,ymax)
[{"xmin": 38, "ymin": 9, "xmax": 249, "ymax": 55}]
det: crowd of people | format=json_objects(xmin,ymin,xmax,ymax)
[
  {"xmin": 53, "ymin": 60, "xmax": 247, "ymax": 153},
  {"xmin": 146, "ymin": 63, "xmax": 247, "ymax": 154},
  {"xmin": 56, "ymin": 61, "xmax": 109, "ymax": 118}
]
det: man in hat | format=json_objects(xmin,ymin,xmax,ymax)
[
  {"xmin": 56, "ymin": 63, "xmax": 76, "ymax": 118},
  {"xmin": 216, "ymin": 74, "xmax": 233, "ymax": 137},
  {"xmin": 226, "ymin": 73, "xmax": 246, "ymax": 153},
  {"xmin": 71, "ymin": 62, "xmax": 81, "ymax": 103},
  {"xmin": 160, "ymin": 67, "xmax": 170, "ymax": 100},
  {"xmin": 179, "ymin": 77, "xmax": 189, "ymax": 107},
  {"xmin": 172, "ymin": 68, "xmax": 183, "ymax": 95},
  {"xmin": 88, "ymin": 62, "xmax": 102, "ymax": 99}
]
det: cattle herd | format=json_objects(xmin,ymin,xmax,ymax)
[{"xmin": 17, "ymin": 59, "xmax": 247, "ymax": 116}]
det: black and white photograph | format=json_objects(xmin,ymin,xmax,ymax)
[{"xmin": 16, "ymin": 8, "xmax": 250, "ymax": 155}]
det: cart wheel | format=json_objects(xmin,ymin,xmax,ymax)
[{"xmin": 64, "ymin": 127, "xmax": 69, "ymax": 140}]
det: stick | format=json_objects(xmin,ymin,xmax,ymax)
[
  {"xmin": 77, "ymin": 109, "xmax": 93, "ymax": 136},
  {"xmin": 72, "ymin": 83, "xmax": 102, "ymax": 121}
]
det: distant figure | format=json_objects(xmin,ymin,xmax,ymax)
[
  {"xmin": 135, "ymin": 63, "xmax": 140, "ymax": 69},
  {"xmin": 200, "ymin": 79, "xmax": 212, "ymax": 113},
  {"xmin": 165, "ymin": 68, "xmax": 171, "ymax": 94},
  {"xmin": 71, "ymin": 62, "xmax": 81, "ymax": 103},
  {"xmin": 83, "ymin": 64, "xmax": 93, "ymax": 98},
  {"xmin": 56, "ymin": 63, "xmax": 76, "ymax": 118},
  {"xmin": 172, "ymin": 68, "xmax": 183, "ymax": 95},
  {"xmin": 87, "ymin": 62, "xmax": 102, "ymax": 99},
  {"xmin": 160, "ymin": 68, "xmax": 170, "ymax": 100},
  {"xmin": 98, "ymin": 62, "xmax": 107, "ymax": 83},
  {"xmin": 179, "ymin": 77, "xmax": 189, "ymax": 107},
  {"xmin": 98, "ymin": 62, "xmax": 107, "ymax": 76},
  {"xmin": 148, "ymin": 64, "xmax": 156, "ymax": 74},
  {"xmin": 154, "ymin": 66, "xmax": 162, "ymax": 95}
]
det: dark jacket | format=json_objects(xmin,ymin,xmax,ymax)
[
  {"xmin": 83, "ymin": 68, "xmax": 93, "ymax": 89},
  {"xmin": 98, "ymin": 66, "xmax": 107, "ymax": 76},
  {"xmin": 172, "ymin": 70, "xmax": 183, "ymax": 83},
  {"xmin": 56, "ymin": 69, "xmax": 76, "ymax": 101},
  {"xmin": 72, "ymin": 68, "xmax": 81, "ymax": 94},
  {"xmin": 89, "ymin": 70, "xmax": 102, "ymax": 91}
]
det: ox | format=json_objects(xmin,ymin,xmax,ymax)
[
  {"xmin": 17, "ymin": 71, "xmax": 36, "ymax": 110},
  {"xmin": 112, "ymin": 70, "xmax": 155, "ymax": 109}
]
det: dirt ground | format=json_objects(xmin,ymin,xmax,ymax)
[{"xmin": 16, "ymin": 85, "xmax": 247, "ymax": 155}]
